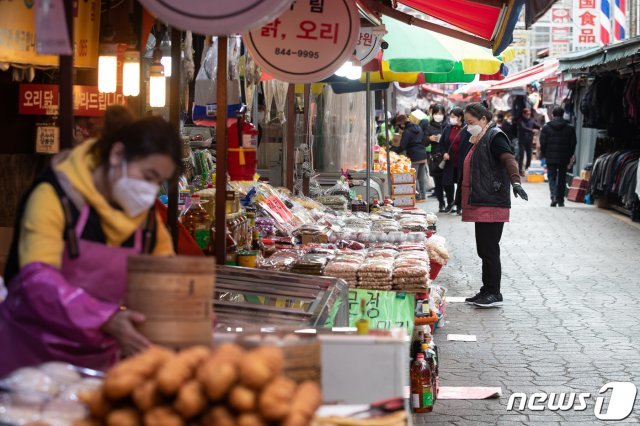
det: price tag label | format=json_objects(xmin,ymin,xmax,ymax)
[
  {"xmin": 348, "ymin": 289, "xmax": 415, "ymax": 336},
  {"xmin": 243, "ymin": 0, "xmax": 360, "ymax": 83},
  {"xmin": 136, "ymin": 0, "xmax": 294, "ymax": 35}
]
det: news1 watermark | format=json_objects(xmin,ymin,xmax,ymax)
[{"xmin": 507, "ymin": 382, "xmax": 638, "ymax": 420}]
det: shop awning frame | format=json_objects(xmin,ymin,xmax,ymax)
[
  {"xmin": 487, "ymin": 59, "xmax": 559, "ymax": 91},
  {"xmin": 558, "ymin": 36, "xmax": 640, "ymax": 73},
  {"xmin": 357, "ymin": 0, "xmax": 525, "ymax": 55}
]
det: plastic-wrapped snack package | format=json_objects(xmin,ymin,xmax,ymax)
[
  {"xmin": 324, "ymin": 179, "xmax": 351, "ymax": 198},
  {"xmin": 426, "ymin": 213, "xmax": 438, "ymax": 226},
  {"xmin": 258, "ymin": 249, "xmax": 304, "ymax": 271},
  {"xmin": 427, "ymin": 235, "xmax": 450, "ymax": 265},
  {"xmin": 429, "ymin": 283, "xmax": 448, "ymax": 317},
  {"xmin": 396, "ymin": 250, "xmax": 429, "ymax": 262},
  {"xmin": 397, "ymin": 243, "xmax": 427, "ymax": 252},
  {"xmin": 366, "ymin": 248, "xmax": 398, "ymax": 259},
  {"xmin": 336, "ymin": 240, "xmax": 366, "ymax": 250}
]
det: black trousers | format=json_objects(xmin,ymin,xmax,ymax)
[
  {"xmin": 547, "ymin": 163, "xmax": 568, "ymax": 202},
  {"xmin": 443, "ymin": 168, "xmax": 459, "ymax": 207},
  {"xmin": 474, "ymin": 222, "xmax": 505, "ymax": 295},
  {"xmin": 517, "ymin": 140, "xmax": 532, "ymax": 172},
  {"xmin": 433, "ymin": 174, "xmax": 444, "ymax": 204}
]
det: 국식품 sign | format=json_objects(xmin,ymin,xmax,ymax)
[
  {"xmin": 19, "ymin": 84, "xmax": 126, "ymax": 117},
  {"xmin": 243, "ymin": 0, "xmax": 360, "ymax": 83},
  {"xmin": 136, "ymin": 0, "xmax": 294, "ymax": 35}
]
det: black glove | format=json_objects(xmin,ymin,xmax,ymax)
[{"xmin": 513, "ymin": 183, "xmax": 528, "ymax": 201}]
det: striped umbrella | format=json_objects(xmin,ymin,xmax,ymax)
[{"xmin": 380, "ymin": 16, "xmax": 503, "ymax": 83}]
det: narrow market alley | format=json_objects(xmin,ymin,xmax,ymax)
[{"xmin": 417, "ymin": 182, "xmax": 640, "ymax": 425}]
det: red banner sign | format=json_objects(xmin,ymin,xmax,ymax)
[{"xmin": 19, "ymin": 84, "xmax": 126, "ymax": 116}]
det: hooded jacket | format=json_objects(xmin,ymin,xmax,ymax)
[
  {"xmin": 391, "ymin": 122, "xmax": 428, "ymax": 163},
  {"xmin": 540, "ymin": 118, "xmax": 577, "ymax": 165}
]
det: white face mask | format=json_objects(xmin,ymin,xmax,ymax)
[
  {"xmin": 449, "ymin": 117, "xmax": 459, "ymax": 126},
  {"xmin": 433, "ymin": 114, "xmax": 444, "ymax": 123},
  {"xmin": 112, "ymin": 161, "xmax": 160, "ymax": 217},
  {"xmin": 467, "ymin": 124, "xmax": 483, "ymax": 137}
]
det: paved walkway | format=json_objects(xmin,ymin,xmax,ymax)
[{"xmin": 415, "ymin": 182, "xmax": 640, "ymax": 425}]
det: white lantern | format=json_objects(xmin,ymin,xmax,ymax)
[
  {"xmin": 122, "ymin": 50, "xmax": 140, "ymax": 97},
  {"xmin": 98, "ymin": 44, "xmax": 118, "ymax": 93},
  {"xmin": 160, "ymin": 33, "xmax": 172, "ymax": 77},
  {"xmin": 346, "ymin": 57, "xmax": 362, "ymax": 80},
  {"xmin": 149, "ymin": 60, "xmax": 166, "ymax": 107}
]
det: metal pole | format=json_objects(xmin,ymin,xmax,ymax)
[
  {"xmin": 215, "ymin": 37, "xmax": 228, "ymax": 265},
  {"xmin": 285, "ymin": 84, "xmax": 295, "ymax": 190},
  {"xmin": 168, "ymin": 28, "xmax": 181, "ymax": 250},
  {"xmin": 382, "ymin": 89, "xmax": 392, "ymax": 198},
  {"xmin": 59, "ymin": 0, "xmax": 73, "ymax": 150},
  {"xmin": 302, "ymin": 84, "xmax": 311, "ymax": 196},
  {"xmin": 365, "ymin": 73, "xmax": 371, "ymax": 204}
]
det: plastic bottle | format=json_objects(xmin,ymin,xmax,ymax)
[
  {"xmin": 411, "ymin": 325, "xmax": 428, "ymax": 360},
  {"xmin": 422, "ymin": 342, "xmax": 439, "ymax": 401},
  {"xmin": 410, "ymin": 353, "xmax": 434, "ymax": 413},
  {"xmin": 181, "ymin": 194, "xmax": 212, "ymax": 254},
  {"xmin": 370, "ymin": 198, "xmax": 381, "ymax": 213}
]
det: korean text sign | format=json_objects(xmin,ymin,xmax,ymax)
[
  {"xmin": 19, "ymin": 84, "xmax": 126, "ymax": 117},
  {"xmin": 244, "ymin": 0, "xmax": 360, "ymax": 83},
  {"xmin": 348, "ymin": 289, "xmax": 415, "ymax": 336}
]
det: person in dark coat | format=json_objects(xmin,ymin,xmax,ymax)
[
  {"xmin": 391, "ymin": 115, "xmax": 429, "ymax": 199},
  {"xmin": 438, "ymin": 107, "xmax": 471, "ymax": 214},
  {"xmin": 424, "ymin": 105, "xmax": 446, "ymax": 206},
  {"xmin": 516, "ymin": 108, "xmax": 539, "ymax": 175},
  {"xmin": 540, "ymin": 106, "xmax": 577, "ymax": 207}
]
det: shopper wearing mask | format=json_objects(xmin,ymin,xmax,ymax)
[
  {"xmin": 461, "ymin": 103, "xmax": 528, "ymax": 308},
  {"xmin": 438, "ymin": 107, "xmax": 471, "ymax": 214},
  {"xmin": 424, "ymin": 104, "xmax": 446, "ymax": 208},
  {"xmin": 391, "ymin": 114, "xmax": 428, "ymax": 200},
  {"xmin": 0, "ymin": 111, "xmax": 181, "ymax": 375}
]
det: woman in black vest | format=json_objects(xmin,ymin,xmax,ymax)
[{"xmin": 461, "ymin": 103, "xmax": 528, "ymax": 308}]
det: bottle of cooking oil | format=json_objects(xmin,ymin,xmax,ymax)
[{"xmin": 181, "ymin": 194, "xmax": 212, "ymax": 255}]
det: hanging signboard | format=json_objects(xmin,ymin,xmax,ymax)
[
  {"xmin": 19, "ymin": 84, "xmax": 126, "ymax": 117},
  {"xmin": 573, "ymin": 0, "xmax": 601, "ymax": 50},
  {"xmin": 0, "ymin": 0, "xmax": 100, "ymax": 67},
  {"xmin": 35, "ymin": 0, "xmax": 72, "ymax": 56},
  {"xmin": 348, "ymin": 289, "xmax": 415, "ymax": 336},
  {"xmin": 550, "ymin": 7, "xmax": 572, "ymax": 57},
  {"xmin": 355, "ymin": 26, "xmax": 385, "ymax": 67},
  {"xmin": 243, "ymin": 0, "xmax": 360, "ymax": 83},
  {"xmin": 137, "ymin": 0, "xmax": 294, "ymax": 35}
]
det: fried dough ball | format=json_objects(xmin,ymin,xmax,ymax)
[
  {"xmin": 72, "ymin": 419, "xmax": 101, "ymax": 426},
  {"xmin": 78, "ymin": 389, "xmax": 110, "ymax": 418},
  {"xmin": 214, "ymin": 343, "xmax": 244, "ymax": 366},
  {"xmin": 258, "ymin": 376, "xmax": 296, "ymax": 421},
  {"xmin": 202, "ymin": 406, "xmax": 236, "ymax": 426},
  {"xmin": 283, "ymin": 381, "xmax": 322, "ymax": 426},
  {"xmin": 106, "ymin": 407, "xmax": 141, "ymax": 426},
  {"xmin": 228, "ymin": 385, "xmax": 257, "ymax": 413},
  {"xmin": 198, "ymin": 360, "xmax": 238, "ymax": 400},
  {"xmin": 178, "ymin": 346, "xmax": 210, "ymax": 366},
  {"xmin": 254, "ymin": 346, "xmax": 284, "ymax": 374},
  {"xmin": 109, "ymin": 346, "xmax": 173, "ymax": 377},
  {"xmin": 143, "ymin": 407, "xmax": 185, "ymax": 426},
  {"xmin": 236, "ymin": 413, "xmax": 267, "ymax": 426},
  {"xmin": 133, "ymin": 380, "xmax": 161, "ymax": 411},
  {"xmin": 156, "ymin": 357, "xmax": 193, "ymax": 395},
  {"xmin": 104, "ymin": 372, "xmax": 146, "ymax": 400},
  {"xmin": 239, "ymin": 349, "xmax": 282, "ymax": 390},
  {"xmin": 173, "ymin": 379, "xmax": 207, "ymax": 418}
]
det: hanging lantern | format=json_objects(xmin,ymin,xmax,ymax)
[
  {"xmin": 149, "ymin": 53, "xmax": 166, "ymax": 107},
  {"xmin": 334, "ymin": 59, "xmax": 352, "ymax": 77},
  {"xmin": 160, "ymin": 31, "xmax": 172, "ymax": 77},
  {"xmin": 98, "ymin": 44, "xmax": 118, "ymax": 93},
  {"xmin": 122, "ymin": 50, "xmax": 140, "ymax": 97}
]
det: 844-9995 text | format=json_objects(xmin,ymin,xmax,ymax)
[{"xmin": 275, "ymin": 48, "xmax": 319, "ymax": 59}]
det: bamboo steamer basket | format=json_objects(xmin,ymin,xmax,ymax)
[{"xmin": 126, "ymin": 255, "xmax": 215, "ymax": 348}]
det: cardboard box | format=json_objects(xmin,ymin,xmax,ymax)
[
  {"xmin": 301, "ymin": 233, "xmax": 329, "ymax": 244},
  {"xmin": 392, "ymin": 194, "xmax": 415, "ymax": 208},
  {"xmin": 391, "ymin": 183, "xmax": 416, "ymax": 195},
  {"xmin": 570, "ymin": 177, "xmax": 589, "ymax": 190},
  {"xmin": 580, "ymin": 170, "xmax": 592, "ymax": 181},
  {"xmin": 567, "ymin": 187, "xmax": 586, "ymax": 203},
  {"xmin": 391, "ymin": 173, "xmax": 415, "ymax": 184}
]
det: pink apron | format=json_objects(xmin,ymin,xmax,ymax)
[{"xmin": 0, "ymin": 205, "xmax": 142, "ymax": 375}]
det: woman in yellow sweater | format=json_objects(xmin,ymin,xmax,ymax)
[{"xmin": 0, "ymin": 113, "xmax": 181, "ymax": 375}]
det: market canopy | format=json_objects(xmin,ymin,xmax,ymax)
[
  {"xmin": 558, "ymin": 37, "xmax": 640, "ymax": 72},
  {"xmin": 359, "ymin": 0, "xmax": 525, "ymax": 55},
  {"xmin": 487, "ymin": 59, "xmax": 559, "ymax": 91}
]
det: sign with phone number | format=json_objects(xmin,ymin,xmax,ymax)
[
  {"xmin": 243, "ymin": 0, "xmax": 360, "ymax": 83},
  {"xmin": 348, "ymin": 289, "xmax": 415, "ymax": 336}
]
